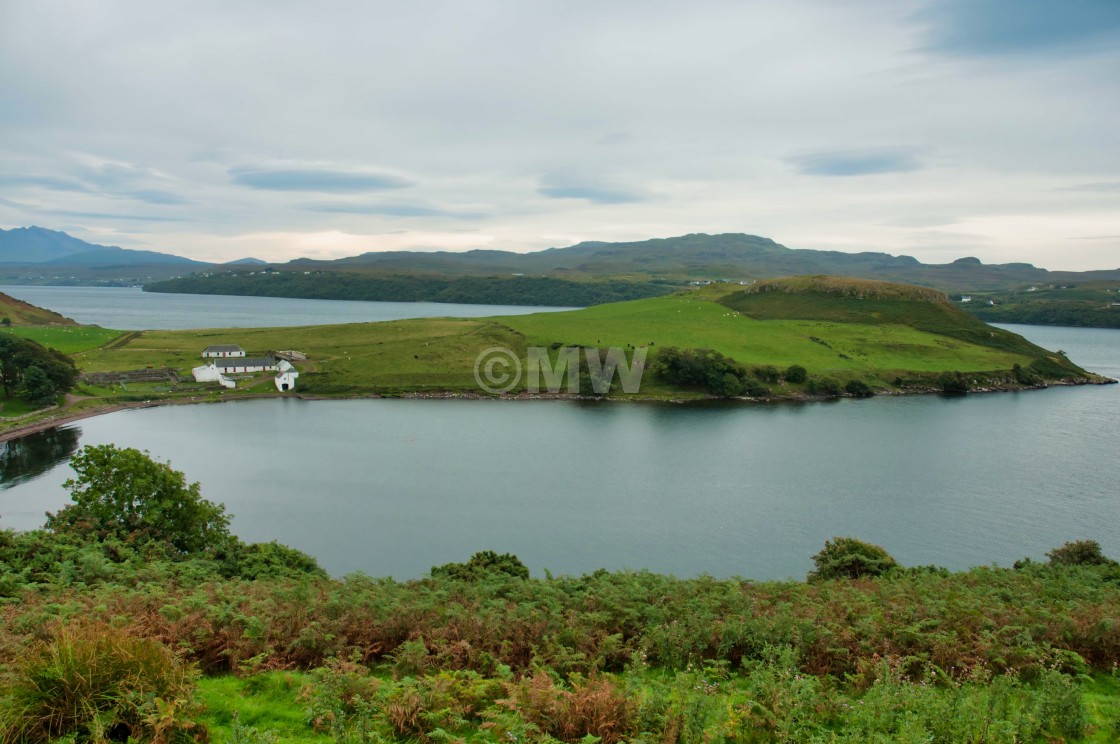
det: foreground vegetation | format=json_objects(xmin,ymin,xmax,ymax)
[{"xmin": 1, "ymin": 447, "xmax": 1119, "ymax": 742}]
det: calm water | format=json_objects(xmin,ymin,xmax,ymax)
[
  {"xmin": 1, "ymin": 322, "xmax": 1117, "ymax": 580},
  {"xmin": 0, "ymin": 285, "xmax": 575, "ymax": 330}
]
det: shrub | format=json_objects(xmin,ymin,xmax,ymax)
[
  {"xmin": 938, "ymin": 371, "xmax": 968, "ymax": 394},
  {"xmin": 844, "ymin": 379, "xmax": 873, "ymax": 398},
  {"xmin": 808, "ymin": 537, "xmax": 898, "ymax": 580},
  {"xmin": 784, "ymin": 365, "xmax": 808, "ymax": 384},
  {"xmin": 216, "ymin": 539, "xmax": 326, "ymax": 580},
  {"xmin": 808, "ymin": 377, "xmax": 841, "ymax": 397},
  {"xmin": 431, "ymin": 550, "xmax": 530, "ymax": 581},
  {"xmin": 1046, "ymin": 540, "xmax": 1117, "ymax": 567},
  {"xmin": 0, "ymin": 624, "xmax": 203, "ymax": 743},
  {"xmin": 651, "ymin": 347, "xmax": 754, "ymax": 398},
  {"xmin": 753, "ymin": 365, "xmax": 780, "ymax": 384},
  {"xmin": 500, "ymin": 671, "xmax": 637, "ymax": 744}
]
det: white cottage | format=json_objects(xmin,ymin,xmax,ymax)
[{"xmin": 202, "ymin": 345, "xmax": 245, "ymax": 358}]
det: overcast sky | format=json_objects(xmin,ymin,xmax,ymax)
[{"xmin": 1, "ymin": 0, "xmax": 1118, "ymax": 269}]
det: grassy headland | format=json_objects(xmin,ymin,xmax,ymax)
[{"xmin": 0, "ymin": 277, "xmax": 1110, "ymax": 437}]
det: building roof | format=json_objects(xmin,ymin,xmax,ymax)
[
  {"xmin": 203, "ymin": 345, "xmax": 244, "ymax": 353},
  {"xmin": 215, "ymin": 356, "xmax": 276, "ymax": 369}
]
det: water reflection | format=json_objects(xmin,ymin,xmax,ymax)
[{"xmin": 0, "ymin": 426, "xmax": 80, "ymax": 490}]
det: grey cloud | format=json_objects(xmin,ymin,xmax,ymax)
[
  {"xmin": 788, "ymin": 149, "xmax": 923, "ymax": 177},
  {"xmin": 121, "ymin": 189, "xmax": 190, "ymax": 205},
  {"xmin": 913, "ymin": 0, "xmax": 1120, "ymax": 56},
  {"xmin": 0, "ymin": 174, "xmax": 89, "ymax": 192},
  {"xmin": 538, "ymin": 174, "xmax": 648, "ymax": 205},
  {"xmin": 50, "ymin": 210, "xmax": 185, "ymax": 222},
  {"xmin": 305, "ymin": 202, "xmax": 487, "ymax": 220},
  {"xmin": 231, "ymin": 167, "xmax": 414, "ymax": 193}
]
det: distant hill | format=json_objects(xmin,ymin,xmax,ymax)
[
  {"xmin": 0, "ymin": 226, "xmax": 205, "ymax": 268},
  {"xmin": 43, "ymin": 247, "xmax": 208, "ymax": 268},
  {"xmin": 148, "ymin": 232, "xmax": 1120, "ymax": 314},
  {"xmin": 286, "ymin": 233, "xmax": 1120, "ymax": 290},
  {"xmin": 0, "ymin": 226, "xmax": 113, "ymax": 263},
  {"xmin": 225, "ymin": 257, "xmax": 268, "ymax": 265},
  {"xmin": 0, "ymin": 291, "xmax": 77, "ymax": 325}
]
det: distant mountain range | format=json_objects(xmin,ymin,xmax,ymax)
[
  {"xmin": 0, "ymin": 227, "xmax": 258, "ymax": 269},
  {"xmin": 285, "ymin": 232, "xmax": 1120, "ymax": 291}
]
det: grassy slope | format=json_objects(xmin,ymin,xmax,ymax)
[
  {"xmin": 0, "ymin": 290, "xmax": 77, "ymax": 325},
  {"xmin": 2, "ymin": 325, "xmax": 123, "ymax": 354},
  {"xmin": 500, "ymin": 294, "xmax": 1033, "ymax": 379}
]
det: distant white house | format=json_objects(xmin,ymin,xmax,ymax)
[
  {"xmin": 275, "ymin": 359, "xmax": 299, "ymax": 391},
  {"xmin": 214, "ymin": 356, "xmax": 278, "ymax": 374},
  {"xmin": 202, "ymin": 345, "xmax": 245, "ymax": 358},
  {"xmin": 959, "ymin": 295, "xmax": 972, "ymax": 303}
]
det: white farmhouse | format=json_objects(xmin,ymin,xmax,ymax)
[
  {"xmin": 275, "ymin": 359, "xmax": 299, "ymax": 391},
  {"xmin": 202, "ymin": 345, "xmax": 245, "ymax": 358}
]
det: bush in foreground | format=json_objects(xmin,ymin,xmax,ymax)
[
  {"xmin": 809, "ymin": 536, "xmax": 898, "ymax": 580},
  {"xmin": 0, "ymin": 624, "xmax": 203, "ymax": 743},
  {"xmin": 431, "ymin": 550, "xmax": 530, "ymax": 581}
]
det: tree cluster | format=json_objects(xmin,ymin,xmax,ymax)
[{"xmin": 0, "ymin": 333, "xmax": 78, "ymax": 405}]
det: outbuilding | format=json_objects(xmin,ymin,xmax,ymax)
[
  {"xmin": 275, "ymin": 359, "xmax": 299, "ymax": 391},
  {"xmin": 214, "ymin": 356, "xmax": 278, "ymax": 374}
]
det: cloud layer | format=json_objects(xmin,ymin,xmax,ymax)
[{"xmin": 0, "ymin": 1, "xmax": 1117, "ymax": 268}]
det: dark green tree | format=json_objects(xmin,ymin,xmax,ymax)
[
  {"xmin": 844, "ymin": 379, "xmax": 873, "ymax": 398},
  {"xmin": 17, "ymin": 365, "xmax": 58, "ymax": 407},
  {"xmin": 938, "ymin": 371, "xmax": 968, "ymax": 394},
  {"xmin": 45, "ymin": 444, "xmax": 231, "ymax": 555},
  {"xmin": 784, "ymin": 365, "xmax": 808, "ymax": 384},
  {"xmin": 808, "ymin": 537, "xmax": 897, "ymax": 580},
  {"xmin": 0, "ymin": 334, "xmax": 78, "ymax": 398}
]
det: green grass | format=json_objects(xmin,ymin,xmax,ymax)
[
  {"xmin": 1083, "ymin": 674, "xmax": 1120, "ymax": 742},
  {"xmin": 3, "ymin": 325, "xmax": 124, "ymax": 354},
  {"xmin": 198, "ymin": 673, "xmax": 332, "ymax": 744},
  {"xmin": 0, "ymin": 395, "xmax": 51, "ymax": 417},
  {"xmin": 193, "ymin": 669, "xmax": 1120, "ymax": 743},
  {"xmin": 498, "ymin": 294, "xmax": 1034, "ymax": 376}
]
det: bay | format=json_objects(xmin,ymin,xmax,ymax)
[
  {"xmin": 0, "ymin": 285, "xmax": 575, "ymax": 330},
  {"xmin": 0, "ymin": 288, "xmax": 1117, "ymax": 580}
]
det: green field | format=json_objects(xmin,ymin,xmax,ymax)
[
  {"xmin": 2, "ymin": 325, "xmax": 123, "ymax": 354},
  {"xmin": 498, "ymin": 295, "xmax": 1033, "ymax": 376}
]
